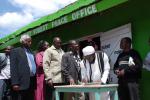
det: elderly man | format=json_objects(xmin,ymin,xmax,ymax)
[
  {"xmin": 0, "ymin": 46, "xmax": 13, "ymax": 100},
  {"xmin": 10, "ymin": 34, "xmax": 36, "ymax": 100},
  {"xmin": 80, "ymin": 46, "xmax": 110, "ymax": 100},
  {"xmin": 43, "ymin": 37, "xmax": 64, "ymax": 100}
]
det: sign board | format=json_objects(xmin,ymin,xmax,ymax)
[
  {"xmin": 52, "ymin": 4, "xmax": 98, "ymax": 28},
  {"xmin": 0, "ymin": 0, "xmax": 128, "ymax": 50}
]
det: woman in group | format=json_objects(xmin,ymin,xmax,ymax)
[{"xmin": 35, "ymin": 40, "xmax": 49, "ymax": 100}]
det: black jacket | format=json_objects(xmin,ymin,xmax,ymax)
[
  {"xmin": 114, "ymin": 49, "xmax": 142, "ymax": 83},
  {"xmin": 10, "ymin": 47, "xmax": 36, "ymax": 90}
]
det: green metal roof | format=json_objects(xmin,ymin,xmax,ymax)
[
  {"xmin": 0, "ymin": 0, "xmax": 95, "ymax": 43},
  {"xmin": 0, "ymin": 0, "xmax": 128, "ymax": 50}
]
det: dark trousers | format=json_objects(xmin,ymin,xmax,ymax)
[
  {"xmin": 0, "ymin": 79, "xmax": 11, "ymax": 100},
  {"xmin": 11, "ymin": 77, "xmax": 36, "ymax": 100},
  {"xmin": 11, "ymin": 89, "xmax": 34, "ymax": 100},
  {"xmin": 45, "ymin": 83, "xmax": 66, "ymax": 100},
  {"xmin": 118, "ymin": 82, "xmax": 140, "ymax": 100},
  {"xmin": 128, "ymin": 82, "xmax": 140, "ymax": 100}
]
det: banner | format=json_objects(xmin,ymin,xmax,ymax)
[{"xmin": 100, "ymin": 24, "xmax": 132, "ymax": 83}]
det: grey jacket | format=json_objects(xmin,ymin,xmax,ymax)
[{"xmin": 61, "ymin": 52, "xmax": 81, "ymax": 84}]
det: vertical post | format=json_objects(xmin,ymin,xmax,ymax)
[
  {"xmin": 95, "ymin": 92, "xmax": 101, "ymax": 100},
  {"xmin": 55, "ymin": 91, "xmax": 60, "ymax": 100},
  {"xmin": 114, "ymin": 90, "xmax": 118, "ymax": 100}
]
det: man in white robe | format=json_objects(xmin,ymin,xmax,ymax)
[{"xmin": 80, "ymin": 46, "xmax": 110, "ymax": 100}]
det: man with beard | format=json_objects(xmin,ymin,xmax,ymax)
[{"xmin": 80, "ymin": 46, "xmax": 110, "ymax": 100}]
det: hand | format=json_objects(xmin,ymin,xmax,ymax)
[
  {"xmin": 115, "ymin": 69, "xmax": 122, "ymax": 77},
  {"xmin": 119, "ymin": 69, "xmax": 125, "ymax": 76},
  {"xmin": 115, "ymin": 69, "xmax": 120, "ymax": 75},
  {"xmin": 95, "ymin": 80, "xmax": 101, "ymax": 83},
  {"xmin": 94, "ymin": 80, "xmax": 101, "ymax": 85},
  {"xmin": 13, "ymin": 85, "xmax": 20, "ymax": 91},
  {"xmin": 47, "ymin": 79, "xmax": 53, "ymax": 87},
  {"xmin": 69, "ymin": 78, "xmax": 75, "ymax": 85},
  {"xmin": 81, "ymin": 79, "xmax": 87, "ymax": 83}
]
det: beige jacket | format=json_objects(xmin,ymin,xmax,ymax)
[{"xmin": 43, "ymin": 45, "xmax": 64, "ymax": 83}]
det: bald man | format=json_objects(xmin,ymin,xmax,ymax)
[
  {"xmin": 80, "ymin": 46, "xmax": 110, "ymax": 100},
  {"xmin": 43, "ymin": 37, "xmax": 64, "ymax": 100}
]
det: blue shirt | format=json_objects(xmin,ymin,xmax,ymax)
[{"xmin": 24, "ymin": 48, "xmax": 36, "ymax": 76}]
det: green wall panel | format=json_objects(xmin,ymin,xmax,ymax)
[
  {"xmin": 34, "ymin": 1, "xmax": 150, "ymax": 99},
  {"xmin": 1, "ymin": 0, "xmax": 149, "ymax": 99}
]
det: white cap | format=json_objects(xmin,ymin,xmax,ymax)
[{"xmin": 82, "ymin": 46, "xmax": 95, "ymax": 56}]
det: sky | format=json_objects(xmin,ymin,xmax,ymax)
[{"xmin": 0, "ymin": 0, "xmax": 77, "ymax": 39}]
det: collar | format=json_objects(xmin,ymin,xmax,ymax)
[
  {"xmin": 51, "ymin": 45, "xmax": 57, "ymax": 50},
  {"xmin": 51, "ymin": 45, "xmax": 62, "ymax": 51}
]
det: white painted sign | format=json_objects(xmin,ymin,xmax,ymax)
[
  {"xmin": 51, "ymin": 4, "xmax": 97, "ymax": 28},
  {"xmin": 72, "ymin": 4, "xmax": 97, "ymax": 20},
  {"xmin": 52, "ymin": 16, "xmax": 68, "ymax": 28},
  {"xmin": 25, "ymin": 24, "xmax": 49, "ymax": 36}
]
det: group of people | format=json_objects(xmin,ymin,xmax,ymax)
[{"xmin": 0, "ymin": 34, "xmax": 145, "ymax": 100}]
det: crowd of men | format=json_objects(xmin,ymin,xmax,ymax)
[{"xmin": 0, "ymin": 34, "xmax": 145, "ymax": 100}]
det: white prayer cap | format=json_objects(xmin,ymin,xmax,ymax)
[{"xmin": 82, "ymin": 46, "xmax": 95, "ymax": 56}]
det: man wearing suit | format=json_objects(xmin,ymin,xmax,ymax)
[
  {"xmin": 61, "ymin": 40, "xmax": 81, "ymax": 100},
  {"xmin": 10, "ymin": 34, "xmax": 36, "ymax": 100},
  {"xmin": 61, "ymin": 40, "xmax": 81, "ymax": 85}
]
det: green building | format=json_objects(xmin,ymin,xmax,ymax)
[{"xmin": 0, "ymin": 0, "xmax": 150, "ymax": 99}]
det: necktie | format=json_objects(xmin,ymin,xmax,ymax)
[{"xmin": 27, "ymin": 51, "xmax": 36, "ymax": 74}]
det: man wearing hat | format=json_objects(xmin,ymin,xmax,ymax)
[{"xmin": 80, "ymin": 46, "xmax": 110, "ymax": 100}]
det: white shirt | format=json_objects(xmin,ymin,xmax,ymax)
[
  {"xmin": 80, "ymin": 52, "xmax": 110, "ymax": 84},
  {"xmin": 0, "ymin": 56, "xmax": 10, "ymax": 79},
  {"xmin": 71, "ymin": 52, "xmax": 81, "ymax": 66}
]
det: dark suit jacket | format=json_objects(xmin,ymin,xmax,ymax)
[
  {"xmin": 61, "ymin": 52, "xmax": 81, "ymax": 84},
  {"xmin": 10, "ymin": 47, "xmax": 36, "ymax": 90}
]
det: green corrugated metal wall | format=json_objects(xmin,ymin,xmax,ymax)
[{"xmin": 31, "ymin": 1, "xmax": 150, "ymax": 100}]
